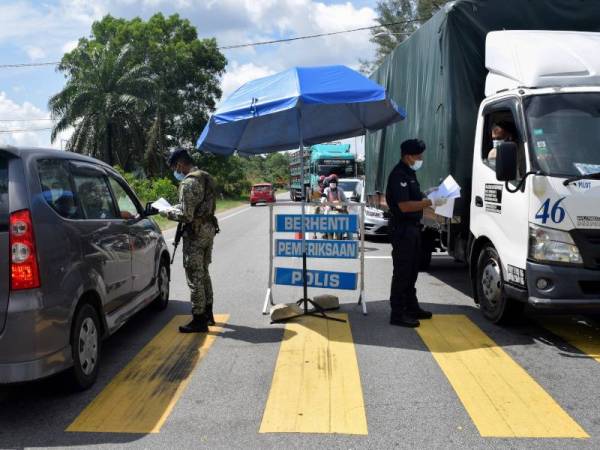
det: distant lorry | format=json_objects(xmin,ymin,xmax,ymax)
[
  {"xmin": 289, "ymin": 143, "xmax": 357, "ymax": 201},
  {"xmin": 366, "ymin": 1, "xmax": 600, "ymax": 323}
]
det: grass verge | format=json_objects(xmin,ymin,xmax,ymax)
[{"xmin": 154, "ymin": 197, "xmax": 248, "ymax": 231}]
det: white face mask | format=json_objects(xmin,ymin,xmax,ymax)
[
  {"xmin": 174, "ymin": 170, "xmax": 185, "ymax": 181},
  {"xmin": 410, "ymin": 160, "xmax": 423, "ymax": 171},
  {"xmin": 330, "ymin": 183, "xmax": 337, "ymax": 189},
  {"xmin": 492, "ymin": 139, "xmax": 504, "ymax": 149}
]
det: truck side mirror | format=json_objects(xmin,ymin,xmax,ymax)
[
  {"xmin": 144, "ymin": 202, "xmax": 159, "ymax": 216},
  {"xmin": 495, "ymin": 142, "xmax": 518, "ymax": 182}
]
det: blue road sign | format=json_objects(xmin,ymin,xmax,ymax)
[
  {"xmin": 275, "ymin": 214, "xmax": 358, "ymax": 233},
  {"xmin": 275, "ymin": 267, "xmax": 357, "ymax": 290},
  {"xmin": 275, "ymin": 239, "xmax": 358, "ymax": 259}
]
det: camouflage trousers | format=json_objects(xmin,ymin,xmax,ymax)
[{"xmin": 182, "ymin": 224, "xmax": 215, "ymax": 316}]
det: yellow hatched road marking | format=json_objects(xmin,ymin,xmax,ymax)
[
  {"xmin": 67, "ymin": 314, "xmax": 229, "ymax": 434},
  {"xmin": 543, "ymin": 317, "xmax": 600, "ymax": 362},
  {"xmin": 416, "ymin": 315, "xmax": 588, "ymax": 438},
  {"xmin": 259, "ymin": 313, "xmax": 367, "ymax": 435}
]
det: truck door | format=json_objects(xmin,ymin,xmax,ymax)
[{"xmin": 471, "ymin": 99, "xmax": 530, "ymax": 280}]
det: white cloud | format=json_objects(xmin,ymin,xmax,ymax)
[
  {"xmin": 62, "ymin": 40, "xmax": 79, "ymax": 54},
  {"xmin": 25, "ymin": 45, "xmax": 46, "ymax": 60},
  {"xmin": 0, "ymin": 91, "xmax": 71, "ymax": 149},
  {"xmin": 220, "ymin": 62, "xmax": 276, "ymax": 100}
]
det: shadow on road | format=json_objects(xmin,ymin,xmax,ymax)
[{"xmin": 0, "ymin": 295, "xmax": 302, "ymax": 448}]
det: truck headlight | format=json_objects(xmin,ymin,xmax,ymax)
[
  {"xmin": 365, "ymin": 207, "xmax": 384, "ymax": 218},
  {"xmin": 529, "ymin": 224, "xmax": 583, "ymax": 265}
]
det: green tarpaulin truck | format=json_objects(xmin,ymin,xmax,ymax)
[
  {"xmin": 289, "ymin": 143, "xmax": 357, "ymax": 201},
  {"xmin": 366, "ymin": 0, "xmax": 600, "ymax": 322}
]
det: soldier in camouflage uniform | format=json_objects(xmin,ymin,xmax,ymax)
[{"xmin": 161, "ymin": 148, "xmax": 219, "ymax": 333}]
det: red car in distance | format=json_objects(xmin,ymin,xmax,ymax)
[{"xmin": 250, "ymin": 183, "xmax": 276, "ymax": 206}]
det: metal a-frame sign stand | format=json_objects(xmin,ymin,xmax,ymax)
[{"xmin": 262, "ymin": 136, "xmax": 368, "ymax": 321}]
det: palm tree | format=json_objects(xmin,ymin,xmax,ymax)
[{"xmin": 49, "ymin": 45, "xmax": 154, "ymax": 168}]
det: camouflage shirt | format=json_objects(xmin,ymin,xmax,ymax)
[{"xmin": 167, "ymin": 167, "xmax": 217, "ymax": 234}]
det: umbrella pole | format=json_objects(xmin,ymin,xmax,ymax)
[{"xmin": 300, "ymin": 139, "xmax": 309, "ymax": 314}]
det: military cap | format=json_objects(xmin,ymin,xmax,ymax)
[{"xmin": 167, "ymin": 147, "xmax": 190, "ymax": 167}]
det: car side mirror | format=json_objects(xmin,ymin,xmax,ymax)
[
  {"xmin": 495, "ymin": 142, "xmax": 518, "ymax": 182},
  {"xmin": 144, "ymin": 202, "xmax": 159, "ymax": 216}
]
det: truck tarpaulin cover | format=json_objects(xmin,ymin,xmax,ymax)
[{"xmin": 366, "ymin": 0, "xmax": 600, "ymax": 214}]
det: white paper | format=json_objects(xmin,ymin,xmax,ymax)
[
  {"xmin": 435, "ymin": 198, "xmax": 455, "ymax": 218},
  {"xmin": 426, "ymin": 175, "xmax": 461, "ymax": 218},
  {"xmin": 151, "ymin": 197, "xmax": 173, "ymax": 212}
]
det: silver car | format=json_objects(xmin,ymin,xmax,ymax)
[{"xmin": 0, "ymin": 147, "xmax": 170, "ymax": 389}]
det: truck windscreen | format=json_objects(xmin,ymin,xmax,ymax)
[
  {"xmin": 525, "ymin": 93, "xmax": 600, "ymax": 177},
  {"xmin": 317, "ymin": 160, "xmax": 355, "ymax": 177},
  {"xmin": 0, "ymin": 154, "xmax": 8, "ymax": 230}
]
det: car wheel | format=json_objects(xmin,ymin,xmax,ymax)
[
  {"xmin": 70, "ymin": 303, "xmax": 101, "ymax": 390},
  {"xmin": 152, "ymin": 259, "xmax": 170, "ymax": 311},
  {"xmin": 476, "ymin": 245, "xmax": 523, "ymax": 324}
]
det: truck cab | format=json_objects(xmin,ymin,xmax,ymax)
[{"xmin": 469, "ymin": 31, "xmax": 600, "ymax": 322}]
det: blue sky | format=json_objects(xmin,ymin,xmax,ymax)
[{"xmin": 0, "ymin": 0, "xmax": 378, "ymax": 151}]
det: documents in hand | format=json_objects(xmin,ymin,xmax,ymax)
[
  {"xmin": 151, "ymin": 197, "xmax": 173, "ymax": 212},
  {"xmin": 427, "ymin": 175, "xmax": 461, "ymax": 218}
]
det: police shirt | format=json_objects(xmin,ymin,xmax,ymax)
[{"xmin": 385, "ymin": 161, "xmax": 424, "ymax": 226}]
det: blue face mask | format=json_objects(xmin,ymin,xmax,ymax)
[{"xmin": 174, "ymin": 170, "xmax": 185, "ymax": 181}]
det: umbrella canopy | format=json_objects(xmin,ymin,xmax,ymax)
[{"xmin": 196, "ymin": 65, "xmax": 406, "ymax": 155}]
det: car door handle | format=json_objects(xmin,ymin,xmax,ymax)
[{"xmin": 475, "ymin": 196, "xmax": 483, "ymax": 207}]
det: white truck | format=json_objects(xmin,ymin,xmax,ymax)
[{"xmin": 367, "ymin": 1, "xmax": 600, "ymax": 323}]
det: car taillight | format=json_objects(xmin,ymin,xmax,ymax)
[{"xmin": 10, "ymin": 209, "xmax": 40, "ymax": 290}]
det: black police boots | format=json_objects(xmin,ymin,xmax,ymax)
[
  {"xmin": 390, "ymin": 312, "xmax": 420, "ymax": 328},
  {"xmin": 206, "ymin": 304, "xmax": 216, "ymax": 326},
  {"xmin": 407, "ymin": 307, "xmax": 433, "ymax": 320},
  {"xmin": 179, "ymin": 314, "xmax": 209, "ymax": 333}
]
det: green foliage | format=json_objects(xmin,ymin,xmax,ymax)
[
  {"xmin": 361, "ymin": 0, "xmax": 450, "ymax": 73},
  {"xmin": 238, "ymin": 152, "xmax": 290, "ymax": 188},
  {"xmin": 51, "ymin": 13, "xmax": 226, "ymax": 176},
  {"xmin": 192, "ymin": 153, "xmax": 251, "ymax": 197},
  {"xmin": 49, "ymin": 45, "xmax": 152, "ymax": 167},
  {"xmin": 114, "ymin": 166, "xmax": 178, "ymax": 204}
]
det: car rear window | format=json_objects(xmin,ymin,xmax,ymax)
[
  {"xmin": 0, "ymin": 154, "xmax": 8, "ymax": 230},
  {"xmin": 253, "ymin": 185, "xmax": 271, "ymax": 192},
  {"xmin": 37, "ymin": 159, "xmax": 81, "ymax": 219}
]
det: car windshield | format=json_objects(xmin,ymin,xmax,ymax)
[
  {"xmin": 0, "ymin": 154, "xmax": 7, "ymax": 229},
  {"xmin": 338, "ymin": 180, "xmax": 359, "ymax": 192},
  {"xmin": 525, "ymin": 93, "xmax": 600, "ymax": 177}
]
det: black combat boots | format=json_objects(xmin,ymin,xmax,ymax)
[
  {"xmin": 390, "ymin": 311, "xmax": 420, "ymax": 328},
  {"xmin": 206, "ymin": 304, "xmax": 216, "ymax": 326},
  {"xmin": 179, "ymin": 314, "xmax": 209, "ymax": 333}
]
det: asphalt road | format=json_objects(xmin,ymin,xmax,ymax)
[{"xmin": 3, "ymin": 197, "xmax": 600, "ymax": 449}]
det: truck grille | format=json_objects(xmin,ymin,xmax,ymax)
[{"xmin": 571, "ymin": 229, "xmax": 600, "ymax": 270}]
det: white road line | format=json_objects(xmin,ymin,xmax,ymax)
[
  {"xmin": 162, "ymin": 205, "xmax": 252, "ymax": 239},
  {"xmin": 219, "ymin": 207, "xmax": 251, "ymax": 222},
  {"xmin": 365, "ymin": 255, "xmax": 392, "ymax": 259}
]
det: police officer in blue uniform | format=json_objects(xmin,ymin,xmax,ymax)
[{"xmin": 386, "ymin": 139, "xmax": 447, "ymax": 327}]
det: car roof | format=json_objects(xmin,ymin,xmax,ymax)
[
  {"xmin": 0, "ymin": 145, "xmax": 113, "ymax": 170},
  {"xmin": 252, "ymin": 182, "xmax": 272, "ymax": 186}
]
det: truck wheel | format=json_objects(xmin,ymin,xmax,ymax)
[
  {"xmin": 476, "ymin": 245, "xmax": 523, "ymax": 324},
  {"xmin": 70, "ymin": 303, "xmax": 101, "ymax": 390},
  {"xmin": 152, "ymin": 259, "xmax": 170, "ymax": 311}
]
